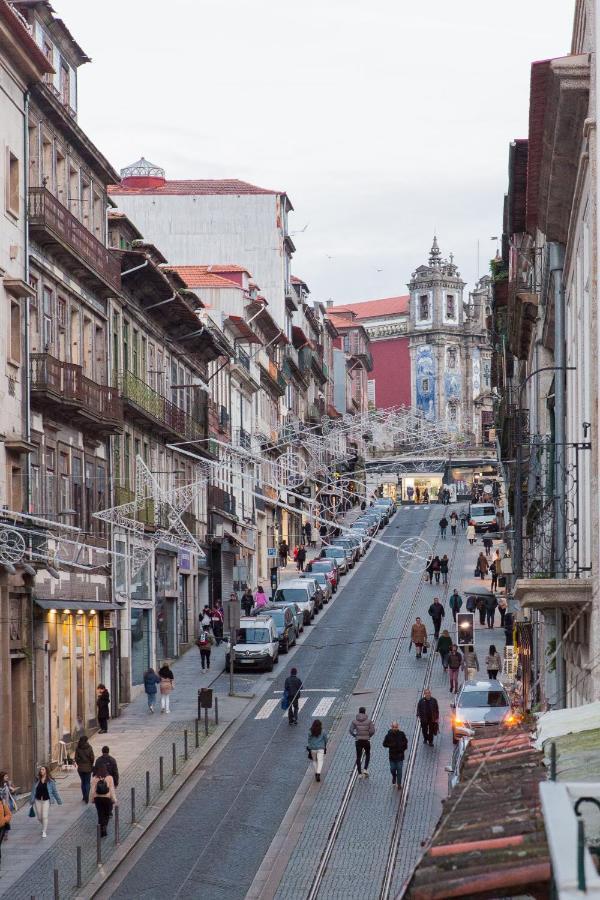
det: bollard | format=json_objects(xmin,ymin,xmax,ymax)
[
  {"xmin": 54, "ymin": 868, "xmax": 59, "ymax": 900},
  {"xmin": 131, "ymin": 786, "xmax": 136, "ymax": 824},
  {"xmin": 195, "ymin": 717, "xmax": 199, "ymax": 748},
  {"xmin": 96, "ymin": 824, "xmax": 102, "ymax": 866},
  {"xmin": 114, "ymin": 805, "xmax": 120, "ymax": 845},
  {"xmin": 159, "ymin": 755, "xmax": 164, "ymax": 791},
  {"xmin": 215, "ymin": 695, "xmax": 219, "ymax": 725},
  {"xmin": 172, "ymin": 741, "xmax": 177, "ymax": 775},
  {"xmin": 204, "ymin": 706, "xmax": 209, "ymax": 737},
  {"xmin": 145, "ymin": 770, "xmax": 150, "ymax": 807},
  {"xmin": 577, "ymin": 818, "xmax": 586, "ymax": 891},
  {"xmin": 550, "ymin": 742, "xmax": 557, "ymax": 781},
  {"xmin": 184, "ymin": 729, "xmax": 188, "ymax": 761},
  {"xmin": 76, "ymin": 846, "xmax": 82, "ymax": 888}
]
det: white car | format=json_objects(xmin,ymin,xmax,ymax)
[
  {"xmin": 469, "ymin": 503, "xmax": 498, "ymax": 533},
  {"xmin": 225, "ymin": 615, "xmax": 279, "ymax": 672},
  {"xmin": 275, "ymin": 580, "xmax": 316, "ymax": 625}
]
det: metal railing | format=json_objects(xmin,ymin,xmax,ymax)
[
  {"xmin": 30, "ymin": 353, "xmax": 123, "ymax": 426},
  {"xmin": 119, "ymin": 370, "xmax": 204, "ymax": 443},
  {"xmin": 236, "ymin": 348, "xmax": 250, "ymax": 371}
]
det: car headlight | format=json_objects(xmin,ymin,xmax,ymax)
[{"xmin": 260, "ymin": 649, "xmax": 270, "ymax": 656}]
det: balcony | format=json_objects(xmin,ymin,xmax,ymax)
[
  {"xmin": 115, "ymin": 485, "xmax": 155, "ymax": 526},
  {"xmin": 259, "ymin": 359, "xmax": 287, "ymax": 397},
  {"xmin": 237, "ymin": 348, "xmax": 250, "ymax": 371},
  {"xmin": 299, "ymin": 347, "xmax": 328, "ymax": 385},
  {"xmin": 28, "ymin": 188, "xmax": 121, "ymax": 298},
  {"xmin": 119, "ymin": 370, "xmax": 205, "ymax": 444},
  {"xmin": 345, "ymin": 333, "xmax": 373, "ymax": 371},
  {"xmin": 208, "ymin": 484, "xmax": 237, "ymax": 518},
  {"xmin": 30, "ymin": 353, "xmax": 123, "ymax": 434},
  {"xmin": 234, "ymin": 427, "xmax": 252, "ymax": 451}
]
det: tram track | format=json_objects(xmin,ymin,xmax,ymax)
[{"xmin": 307, "ymin": 520, "xmax": 460, "ymax": 900}]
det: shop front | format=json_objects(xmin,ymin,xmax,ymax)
[
  {"xmin": 401, "ymin": 472, "xmax": 443, "ymax": 503},
  {"xmin": 155, "ymin": 550, "xmax": 178, "ymax": 662}
]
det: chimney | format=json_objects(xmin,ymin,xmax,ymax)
[{"xmin": 326, "ymin": 299, "xmax": 334, "ymax": 308}]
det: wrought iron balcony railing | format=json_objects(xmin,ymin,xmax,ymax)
[{"xmin": 118, "ymin": 370, "xmax": 205, "ymax": 444}]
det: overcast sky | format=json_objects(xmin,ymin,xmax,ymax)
[{"xmin": 59, "ymin": 0, "xmax": 574, "ymax": 304}]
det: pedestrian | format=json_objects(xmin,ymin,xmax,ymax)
[
  {"xmin": 437, "ymin": 629, "xmax": 453, "ymax": 672},
  {"xmin": 382, "ymin": 721, "xmax": 408, "ymax": 790},
  {"xmin": 406, "ymin": 485, "xmax": 414, "ymax": 503},
  {"xmin": 90, "ymin": 764, "xmax": 116, "ymax": 838},
  {"xmin": 279, "ymin": 539, "xmax": 289, "ymax": 567},
  {"xmin": 158, "ymin": 664, "xmax": 175, "ymax": 714},
  {"xmin": 476, "ymin": 595, "xmax": 486, "ymax": 626},
  {"xmin": 450, "ymin": 511, "xmax": 458, "ymax": 536},
  {"xmin": 254, "ymin": 585, "xmax": 268, "ymax": 609},
  {"xmin": 74, "ymin": 735, "xmax": 95, "ymax": 804},
  {"xmin": 284, "ymin": 667, "xmax": 303, "ymax": 725},
  {"xmin": 432, "ymin": 555, "xmax": 441, "ymax": 584},
  {"xmin": 466, "ymin": 593, "xmax": 477, "ymax": 614},
  {"xmin": 449, "ymin": 589, "xmax": 463, "ymax": 623},
  {"xmin": 349, "ymin": 706, "xmax": 375, "ymax": 777},
  {"xmin": 467, "ymin": 523, "xmax": 476, "ymax": 544},
  {"xmin": 143, "ymin": 667, "xmax": 160, "ymax": 713},
  {"xmin": 486, "ymin": 644, "xmax": 502, "ymax": 679},
  {"xmin": 200, "ymin": 606, "xmax": 212, "ymax": 629},
  {"xmin": 303, "ymin": 521, "xmax": 312, "ymax": 546},
  {"xmin": 0, "ymin": 794, "xmax": 11, "ymax": 867},
  {"xmin": 445, "ymin": 488, "xmax": 451, "ymax": 505},
  {"xmin": 296, "ymin": 544, "xmax": 306, "ymax": 572},
  {"xmin": 319, "ymin": 523, "xmax": 328, "ymax": 540},
  {"xmin": 196, "ymin": 626, "xmax": 214, "ymax": 669},
  {"xmin": 425, "ymin": 556, "xmax": 434, "ymax": 585},
  {"xmin": 241, "ymin": 587, "xmax": 254, "ymax": 617},
  {"xmin": 93, "ymin": 746, "xmax": 119, "ymax": 787},
  {"xmin": 428, "ymin": 597, "xmax": 445, "ymax": 640},
  {"xmin": 416, "ymin": 689, "xmax": 439, "ymax": 746},
  {"xmin": 423, "ymin": 488, "xmax": 429, "ymax": 504},
  {"xmin": 497, "ymin": 595, "xmax": 508, "ymax": 628},
  {"xmin": 439, "ymin": 516, "xmax": 448, "ymax": 539},
  {"xmin": 483, "ymin": 536, "xmax": 493, "ymax": 557},
  {"xmin": 448, "ymin": 644, "xmax": 463, "ymax": 693},
  {"xmin": 476, "ymin": 552, "xmax": 488, "ymax": 580},
  {"xmin": 307, "ymin": 719, "xmax": 327, "ymax": 782},
  {"xmin": 463, "ymin": 645, "xmax": 480, "ymax": 681},
  {"xmin": 96, "ymin": 684, "xmax": 110, "ymax": 733},
  {"xmin": 0, "ymin": 772, "xmax": 17, "ymax": 814},
  {"xmin": 29, "ymin": 766, "xmax": 62, "ymax": 838},
  {"xmin": 415, "ymin": 487, "xmax": 421, "ymax": 504},
  {"xmin": 485, "ymin": 592, "xmax": 498, "ymax": 628},
  {"xmin": 410, "ymin": 617, "xmax": 428, "ymax": 659},
  {"xmin": 460, "ymin": 509, "xmax": 469, "ymax": 529},
  {"xmin": 211, "ymin": 603, "xmax": 224, "ymax": 645},
  {"xmin": 440, "ymin": 554, "xmax": 449, "ymax": 585},
  {"xmin": 504, "ymin": 611, "xmax": 514, "ymax": 646},
  {"xmin": 490, "ymin": 559, "xmax": 498, "ymax": 591}
]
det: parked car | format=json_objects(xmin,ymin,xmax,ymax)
[
  {"xmin": 306, "ymin": 557, "xmax": 339, "ymax": 592},
  {"xmin": 320, "ymin": 546, "xmax": 349, "ymax": 574},
  {"xmin": 250, "ymin": 604, "xmax": 297, "ymax": 653},
  {"xmin": 468, "ymin": 503, "xmax": 498, "ymax": 533},
  {"xmin": 301, "ymin": 570, "xmax": 332, "ymax": 602},
  {"xmin": 451, "ymin": 679, "xmax": 516, "ymax": 744},
  {"xmin": 274, "ymin": 581, "xmax": 315, "ymax": 625},
  {"xmin": 298, "ymin": 575, "xmax": 325, "ymax": 610},
  {"xmin": 225, "ymin": 615, "xmax": 279, "ymax": 672},
  {"xmin": 349, "ymin": 525, "xmax": 372, "ymax": 549},
  {"xmin": 374, "ymin": 497, "xmax": 396, "ymax": 516},
  {"xmin": 355, "ymin": 517, "xmax": 378, "ymax": 536},
  {"xmin": 330, "ymin": 537, "xmax": 360, "ymax": 564}
]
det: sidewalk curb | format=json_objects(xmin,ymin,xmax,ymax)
[{"xmin": 75, "ymin": 716, "xmax": 238, "ymax": 899}]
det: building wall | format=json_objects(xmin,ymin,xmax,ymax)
[{"xmin": 369, "ymin": 336, "xmax": 411, "ymax": 408}]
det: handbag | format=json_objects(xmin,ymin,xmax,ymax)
[
  {"xmin": 474, "ymin": 566, "xmax": 481, "ymax": 577},
  {"xmin": 433, "ymin": 722, "xmax": 439, "ymax": 736},
  {"xmin": 281, "ymin": 689, "xmax": 290, "ymax": 711},
  {"xmin": 29, "ymin": 805, "xmax": 36, "ymax": 818},
  {"xmin": 423, "ymin": 642, "xmax": 428, "ymax": 655}
]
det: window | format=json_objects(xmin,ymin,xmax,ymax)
[
  {"xmin": 45, "ymin": 447, "xmax": 56, "ymax": 516},
  {"xmin": 59, "ymin": 450, "xmax": 69, "ymax": 513},
  {"xmin": 6, "ymin": 150, "xmax": 19, "ymax": 217},
  {"xmin": 124, "ymin": 433, "xmax": 131, "ymax": 487},
  {"xmin": 72, "ymin": 455, "xmax": 83, "ymax": 523},
  {"xmin": 42, "ymin": 286, "xmax": 53, "ymax": 350},
  {"xmin": 447, "ymin": 348, "xmax": 457, "ymax": 369},
  {"xmin": 10, "ymin": 465, "xmax": 23, "ymax": 512},
  {"xmin": 59, "ymin": 63, "xmax": 70, "ymax": 108},
  {"xmin": 446, "ymin": 295, "xmax": 456, "ymax": 319},
  {"xmin": 132, "ymin": 329, "xmax": 139, "ymax": 376},
  {"xmin": 9, "ymin": 300, "xmax": 21, "ymax": 363},
  {"xmin": 342, "ymin": 335, "xmax": 350, "ymax": 352},
  {"xmin": 31, "ymin": 446, "xmax": 41, "ymax": 514},
  {"xmin": 483, "ymin": 362, "xmax": 491, "ymax": 389},
  {"xmin": 419, "ymin": 295, "xmax": 429, "ymax": 320},
  {"xmin": 122, "ymin": 320, "xmax": 129, "ymax": 371},
  {"xmin": 96, "ymin": 463, "xmax": 106, "ymax": 534},
  {"xmin": 422, "ymin": 377, "xmax": 430, "ymax": 392},
  {"xmin": 448, "ymin": 403, "xmax": 458, "ymax": 424},
  {"xmin": 43, "ymin": 40, "xmax": 53, "ymax": 80}
]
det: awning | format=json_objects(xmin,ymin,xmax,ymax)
[
  {"xmin": 226, "ymin": 316, "xmax": 261, "ymax": 343},
  {"xmin": 34, "ymin": 599, "xmax": 122, "ymax": 612},
  {"xmin": 223, "ymin": 529, "xmax": 255, "ymax": 552}
]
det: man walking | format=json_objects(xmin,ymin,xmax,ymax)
[
  {"xmin": 93, "ymin": 746, "xmax": 119, "ymax": 787},
  {"xmin": 447, "ymin": 644, "xmax": 463, "ymax": 693},
  {"xmin": 450, "ymin": 511, "xmax": 458, "ymax": 536},
  {"xmin": 382, "ymin": 721, "xmax": 408, "ymax": 790},
  {"xmin": 427, "ymin": 597, "xmax": 445, "ymax": 641},
  {"xmin": 416, "ymin": 689, "xmax": 439, "ymax": 746},
  {"xmin": 284, "ymin": 667, "xmax": 303, "ymax": 725},
  {"xmin": 303, "ymin": 520, "xmax": 312, "ymax": 546},
  {"xmin": 278, "ymin": 539, "xmax": 289, "ymax": 568},
  {"xmin": 448, "ymin": 589, "xmax": 463, "ymax": 623},
  {"xmin": 349, "ymin": 707, "xmax": 375, "ymax": 777},
  {"xmin": 296, "ymin": 544, "xmax": 306, "ymax": 572},
  {"xmin": 439, "ymin": 515, "xmax": 448, "ymax": 539},
  {"xmin": 485, "ymin": 592, "xmax": 498, "ymax": 629}
]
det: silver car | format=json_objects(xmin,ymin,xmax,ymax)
[{"xmin": 451, "ymin": 679, "xmax": 515, "ymax": 744}]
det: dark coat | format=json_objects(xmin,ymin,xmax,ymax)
[
  {"xmin": 93, "ymin": 753, "xmax": 119, "ymax": 786},
  {"xmin": 448, "ymin": 650, "xmax": 463, "ymax": 670},
  {"xmin": 74, "ymin": 740, "xmax": 95, "ymax": 773},
  {"xmin": 296, "ymin": 547, "xmax": 306, "ymax": 563},
  {"xmin": 417, "ymin": 697, "xmax": 439, "ymax": 723},
  {"xmin": 428, "ymin": 602, "xmax": 445, "ymax": 623},
  {"xmin": 484, "ymin": 594, "xmax": 498, "ymax": 612},
  {"xmin": 284, "ymin": 675, "xmax": 302, "ymax": 700},
  {"xmin": 449, "ymin": 592, "xmax": 463, "ymax": 611},
  {"xmin": 382, "ymin": 729, "xmax": 408, "ymax": 761},
  {"xmin": 437, "ymin": 634, "xmax": 453, "ymax": 656},
  {"xmin": 97, "ymin": 689, "xmax": 110, "ymax": 717}
]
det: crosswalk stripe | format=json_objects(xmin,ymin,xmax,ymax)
[
  {"xmin": 312, "ymin": 697, "xmax": 336, "ymax": 717},
  {"xmin": 255, "ymin": 698, "xmax": 280, "ymax": 719},
  {"xmin": 282, "ymin": 697, "xmax": 308, "ymax": 718}
]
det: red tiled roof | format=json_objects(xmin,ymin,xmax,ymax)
[
  {"xmin": 109, "ymin": 179, "xmax": 282, "ymax": 197},
  {"xmin": 167, "ymin": 266, "xmax": 243, "ymax": 290},
  {"xmin": 334, "ymin": 295, "xmax": 410, "ymax": 319},
  {"xmin": 203, "ymin": 264, "xmax": 252, "ymax": 275}
]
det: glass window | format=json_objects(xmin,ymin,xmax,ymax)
[
  {"xmin": 419, "ymin": 295, "xmax": 429, "ymax": 320},
  {"xmin": 446, "ymin": 295, "xmax": 456, "ymax": 318},
  {"xmin": 72, "ymin": 455, "xmax": 83, "ymax": 523},
  {"xmin": 131, "ymin": 609, "xmax": 150, "ymax": 685},
  {"xmin": 45, "ymin": 447, "xmax": 56, "ymax": 516},
  {"xmin": 460, "ymin": 690, "xmax": 508, "ymax": 708},
  {"xmin": 238, "ymin": 628, "xmax": 270, "ymax": 644}
]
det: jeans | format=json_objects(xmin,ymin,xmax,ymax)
[
  {"xmin": 431, "ymin": 620, "xmax": 442, "ymax": 639},
  {"xmin": 442, "ymin": 572, "xmax": 448, "ymax": 584},
  {"xmin": 434, "ymin": 572, "xmax": 440, "ymax": 583},
  {"xmin": 440, "ymin": 529, "xmax": 446, "ymax": 539},
  {"xmin": 147, "ymin": 692, "xmax": 157, "ymax": 709},
  {"xmin": 78, "ymin": 770, "xmax": 91, "ymax": 802},
  {"xmin": 355, "ymin": 739, "xmax": 371, "ymax": 773},
  {"xmin": 34, "ymin": 799, "xmax": 49, "ymax": 832},
  {"xmin": 451, "ymin": 525, "xmax": 456, "ymax": 536},
  {"xmin": 439, "ymin": 652, "xmax": 449, "ymax": 670},
  {"xmin": 449, "ymin": 668, "xmax": 460, "ymax": 692},
  {"xmin": 420, "ymin": 720, "xmax": 435, "ymax": 744},
  {"xmin": 200, "ymin": 649, "xmax": 211, "ymax": 669},
  {"xmin": 288, "ymin": 696, "xmax": 299, "ymax": 724},
  {"xmin": 389, "ymin": 759, "xmax": 404, "ymax": 784},
  {"xmin": 94, "ymin": 797, "xmax": 113, "ymax": 836},
  {"xmin": 499, "ymin": 608, "xmax": 506, "ymax": 627},
  {"xmin": 486, "ymin": 609, "xmax": 495, "ymax": 628},
  {"xmin": 487, "ymin": 669, "xmax": 499, "ymax": 679},
  {"xmin": 310, "ymin": 748, "xmax": 325, "ymax": 775}
]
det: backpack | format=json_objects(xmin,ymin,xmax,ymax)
[{"xmin": 96, "ymin": 777, "xmax": 109, "ymax": 796}]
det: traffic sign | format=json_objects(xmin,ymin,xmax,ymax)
[{"xmin": 267, "ymin": 548, "xmax": 277, "ymax": 558}]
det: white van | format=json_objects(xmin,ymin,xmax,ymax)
[
  {"xmin": 225, "ymin": 615, "xmax": 279, "ymax": 672},
  {"xmin": 469, "ymin": 503, "xmax": 498, "ymax": 533}
]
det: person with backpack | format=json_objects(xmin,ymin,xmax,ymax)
[
  {"xmin": 463, "ymin": 645, "xmax": 480, "ymax": 681},
  {"xmin": 284, "ymin": 668, "xmax": 303, "ymax": 725},
  {"xmin": 476, "ymin": 552, "xmax": 489, "ymax": 580},
  {"xmin": 439, "ymin": 516, "xmax": 448, "ymax": 539},
  {"xmin": 196, "ymin": 627, "xmax": 215, "ymax": 670},
  {"xmin": 485, "ymin": 592, "xmax": 498, "ymax": 628},
  {"xmin": 382, "ymin": 721, "xmax": 408, "ymax": 789},
  {"xmin": 449, "ymin": 589, "xmax": 463, "ymax": 623},
  {"xmin": 211, "ymin": 603, "xmax": 224, "ymax": 645},
  {"xmin": 460, "ymin": 509, "xmax": 469, "ymax": 529},
  {"xmin": 490, "ymin": 559, "xmax": 498, "ymax": 591},
  {"xmin": 349, "ymin": 706, "xmax": 376, "ymax": 777},
  {"xmin": 90, "ymin": 764, "xmax": 117, "ymax": 838},
  {"xmin": 476, "ymin": 595, "xmax": 486, "ymax": 626},
  {"xmin": 448, "ymin": 644, "xmax": 463, "ymax": 693},
  {"xmin": 497, "ymin": 595, "xmax": 508, "ymax": 628},
  {"xmin": 143, "ymin": 667, "xmax": 160, "ymax": 713},
  {"xmin": 307, "ymin": 719, "xmax": 327, "ymax": 782},
  {"xmin": 425, "ymin": 556, "xmax": 435, "ymax": 585},
  {"xmin": 74, "ymin": 735, "xmax": 95, "ymax": 803},
  {"xmin": 158, "ymin": 664, "xmax": 175, "ymax": 714}
]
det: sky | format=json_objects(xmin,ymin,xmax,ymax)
[{"xmin": 58, "ymin": 0, "xmax": 574, "ymax": 304}]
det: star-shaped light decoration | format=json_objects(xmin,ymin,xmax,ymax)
[{"xmin": 94, "ymin": 456, "xmax": 208, "ymax": 576}]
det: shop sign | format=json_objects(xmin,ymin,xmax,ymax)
[{"xmin": 178, "ymin": 550, "xmax": 191, "ymax": 572}]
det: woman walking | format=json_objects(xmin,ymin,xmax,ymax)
[
  {"xmin": 90, "ymin": 764, "xmax": 116, "ymax": 838},
  {"xmin": 486, "ymin": 644, "xmax": 503, "ymax": 679},
  {"xmin": 307, "ymin": 719, "xmax": 328, "ymax": 782},
  {"xmin": 476, "ymin": 552, "xmax": 488, "ymax": 580},
  {"xmin": 96, "ymin": 684, "xmax": 110, "ymax": 733},
  {"xmin": 0, "ymin": 772, "xmax": 17, "ymax": 814},
  {"xmin": 410, "ymin": 618, "xmax": 428, "ymax": 659},
  {"xmin": 74, "ymin": 735, "xmax": 95, "ymax": 803},
  {"xmin": 497, "ymin": 595, "xmax": 508, "ymax": 628},
  {"xmin": 463, "ymin": 645, "xmax": 480, "ymax": 681},
  {"xmin": 143, "ymin": 667, "xmax": 160, "ymax": 713},
  {"xmin": 254, "ymin": 585, "xmax": 268, "ymax": 609},
  {"xmin": 29, "ymin": 766, "xmax": 62, "ymax": 837},
  {"xmin": 437, "ymin": 629, "xmax": 452, "ymax": 673},
  {"xmin": 440, "ymin": 554, "xmax": 449, "ymax": 585},
  {"xmin": 432, "ymin": 555, "xmax": 441, "ymax": 584},
  {"xmin": 158, "ymin": 664, "xmax": 175, "ymax": 714},
  {"xmin": 425, "ymin": 556, "xmax": 434, "ymax": 585},
  {"xmin": 466, "ymin": 523, "xmax": 476, "ymax": 545}
]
